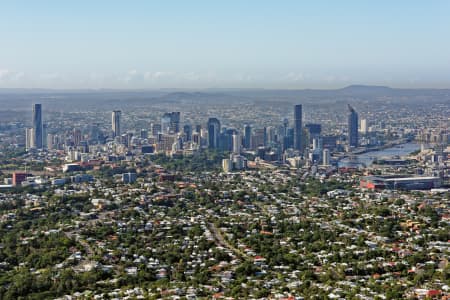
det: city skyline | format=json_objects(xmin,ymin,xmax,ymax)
[
  {"xmin": 0, "ymin": 2, "xmax": 449, "ymax": 299},
  {"xmin": 1, "ymin": 84, "xmax": 448, "ymax": 300},
  {"xmin": 1, "ymin": 1, "xmax": 450, "ymax": 89}
]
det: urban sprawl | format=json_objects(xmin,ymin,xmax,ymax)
[{"xmin": 0, "ymin": 91, "xmax": 449, "ymax": 299}]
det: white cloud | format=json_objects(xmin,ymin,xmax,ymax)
[
  {"xmin": 0, "ymin": 69, "xmax": 25, "ymax": 82},
  {"xmin": 284, "ymin": 72, "xmax": 306, "ymax": 82},
  {"xmin": 39, "ymin": 72, "xmax": 63, "ymax": 80}
]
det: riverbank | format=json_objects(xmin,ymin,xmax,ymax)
[{"xmin": 338, "ymin": 142, "xmax": 420, "ymax": 168}]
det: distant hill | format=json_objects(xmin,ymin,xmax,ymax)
[
  {"xmin": 0, "ymin": 85, "xmax": 449, "ymax": 111},
  {"xmin": 337, "ymin": 85, "xmax": 393, "ymax": 95}
]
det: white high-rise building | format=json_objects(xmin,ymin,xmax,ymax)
[
  {"xmin": 266, "ymin": 126, "xmax": 276, "ymax": 144},
  {"xmin": 312, "ymin": 138, "xmax": 322, "ymax": 150},
  {"xmin": 47, "ymin": 133, "xmax": 54, "ymax": 150},
  {"xmin": 322, "ymin": 149, "xmax": 330, "ymax": 166},
  {"xmin": 222, "ymin": 159, "xmax": 232, "ymax": 173},
  {"xmin": 232, "ymin": 133, "xmax": 241, "ymax": 154},
  {"xmin": 25, "ymin": 127, "xmax": 34, "ymax": 150},
  {"xmin": 360, "ymin": 118, "xmax": 367, "ymax": 134}
]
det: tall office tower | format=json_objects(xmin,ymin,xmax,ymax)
[
  {"xmin": 25, "ymin": 127, "xmax": 34, "ymax": 150},
  {"xmin": 89, "ymin": 123, "xmax": 102, "ymax": 144},
  {"xmin": 150, "ymin": 123, "xmax": 162, "ymax": 136},
  {"xmin": 47, "ymin": 133, "xmax": 54, "ymax": 150},
  {"xmin": 244, "ymin": 124, "xmax": 252, "ymax": 149},
  {"xmin": 360, "ymin": 118, "xmax": 367, "ymax": 134},
  {"xmin": 170, "ymin": 112, "xmax": 181, "ymax": 133},
  {"xmin": 195, "ymin": 124, "xmax": 202, "ymax": 133},
  {"xmin": 263, "ymin": 127, "xmax": 268, "ymax": 146},
  {"xmin": 232, "ymin": 133, "xmax": 241, "ymax": 154},
  {"xmin": 140, "ymin": 129, "xmax": 148, "ymax": 139},
  {"xmin": 161, "ymin": 113, "xmax": 172, "ymax": 134},
  {"xmin": 73, "ymin": 128, "xmax": 82, "ymax": 146},
  {"xmin": 266, "ymin": 126, "xmax": 276, "ymax": 144},
  {"xmin": 322, "ymin": 149, "xmax": 330, "ymax": 166},
  {"xmin": 161, "ymin": 112, "xmax": 181, "ymax": 133},
  {"xmin": 192, "ymin": 132, "xmax": 200, "ymax": 145},
  {"xmin": 305, "ymin": 123, "xmax": 322, "ymax": 144},
  {"xmin": 42, "ymin": 124, "xmax": 48, "ymax": 148},
  {"xmin": 32, "ymin": 104, "xmax": 43, "ymax": 149},
  {"xmin": 294, "ymin": 104, "xmax": 303, "ymax": 151},
  {"xmin": 220, "ymin": 129, "xmax": 235, "ymax": 152},
  {"xmin": 126, "ymin": 132, "xmax": 134, "ymax": 147},
  {"xmin": 79, "ymin": 140, "xmax": 89, "ymax": 153},
  {"xmin": 283, "ymin": 118, "xmax": 289, "ymax": 137},
  {"xmin": 312, "ymin": 138, "xmax": 319, "ymax": 150},
  {"xmin": 283, "ymin": 128, "xmax": 294, "ymax": 150},
  {"xmin": 112, "ymin": 110, "xmax": 121, "ymax": 138},
  {"xmin": 183, "ymin": 124, "xmax": 192, "ymax": 141},
  {"xmin": 207, "ymin": 118, "xmax": 221, "ymax": 149},
  {"xmin": 252, "ymin": 128, "xmax": 266, "ymax": 149},
  {"xmin": 348, "ymin": 104, "xmax": 359, "ymax": 148}
]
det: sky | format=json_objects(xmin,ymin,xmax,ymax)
[{"xmin": 0, "ymin": 1, "xmax": 449, "ymax": 89}]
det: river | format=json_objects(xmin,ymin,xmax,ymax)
[{"xmin": 338, "ymin": 142, "xmax": 421, "ymax": 168}]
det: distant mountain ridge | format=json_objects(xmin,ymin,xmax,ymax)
[{"xmin": 0, "ymin": 85, "xmax": 449, "ymax": 111}]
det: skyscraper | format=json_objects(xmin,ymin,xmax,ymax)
[
  {"xmin": 73, "ymin": 128, "xmax": 82, "ymax": 146},
  {"xmin": 170, "ymin": 112, "xmax": 181, "ymax": 133},
  {"xmin": 183, "ymin": 124, "xmax": 192, "ymax": 141},
  {"xmin": 207, "ymin": 118, "xmax": 221, "ymax": 149},
  {"xmin": 305, "ymin": 123, "xmax": 322, "ymax": 143},
  {"xmin": 161, "ymin": 113, "xmax": 171, "ymax": 134},
  {"xmin": 282, "ymin": 118, "xmax": 289, "ymax": 137},
  {"xmin": 360, "ymin": 118, "xmax": 367, "ymax": 134},
  {"xmin": 232, "ymin": 133, "xmax": 241, "ymax": 154},
  {"xmin": 25, "ymin": 127, "xmax": 34, "ymax": 150},
  {"xmin": 244, "ymin": 124, "xmax": 251, "ymax": 149},
  {"xmin": 32, "ymin": 104, "xmax": 43, "ymax": 149},
  {"xmin": 150, "ymin": 123, "xmax": 162, "ymax": 136},
  {"xmin": 348, "ymin": 104, "xmax": 358, "ymax": 148},
  {"xmin": 161, "ymin": 112, "xmax": 181, "ymax": 134},
  {"xmin": 140, "ymin": 129, "xmax": 148, "ymax": 139},
  {"xmin": 322, "ymin": 149, "xmax": 330, "ymax": 166},
  {"xmin": 42, "ymin": 124, "xmax": 48, "ymax": 148},
  {"xmin": 265, "ymin": 126, "xmax": 276, "ymax": 145},
  {"xmin": 294, "ymin": 104, "xmax": 302, "ymax": 151},
  {"xmin": 112, "ymin": 110, "xmax": 121, "ymax": 138}
]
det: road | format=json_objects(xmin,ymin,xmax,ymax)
[
  {"xmin": 208, "ymin": 222, "xmax": 250, "ymax": 261},
  {"xmin": 65, "ymin": 231, "xmax": 94, "ymax": 257}
]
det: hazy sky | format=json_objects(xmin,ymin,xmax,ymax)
[{"xmin": 1, "ymin": 1, "xmax": 449, "ymax": 89}]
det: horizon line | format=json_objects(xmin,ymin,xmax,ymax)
[{"xmin": 1, "ymin": 84, "xmax": 450, "ymax": 92}]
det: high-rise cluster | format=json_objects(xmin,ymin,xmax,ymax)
[{"xmin": 23, "ymin": 102, "xmax": 363, "ymax": 170}]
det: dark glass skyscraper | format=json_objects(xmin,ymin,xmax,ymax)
[
  {"xmin": 161, "ymin": 112, "xmax": 181, "ymax": 133},
  {"xmin": 207, "ymin": 118, "xmax": 221, "ymax": 149},
  {"xmin": 32, "ymin": 104, "xmax": 43, "ymax": 149},
  {"xmin": 348, "ymin": 104, "xmax": 358, "ymax": 148},
  {"xmin": 244, "ymin": 124, "xmax": 251, "ymax": 149},
  {"xmin": 305, "ymin": 123, "xmax": 322, "ymax": 143},
  {"xmin": 282, "ymin": 118, "xmax": 289, "ymax": 137},
  {"xmin": 169, "ymin": 112, "xmax": 181, "ymax": 133},
  {"xmin": 112, "ymin": 110, "xmax": 121, "ymax": 138},
  {"xmin": 183, "ymin": 124, "xmax": 192, "ymax": 141},
  {"xmin": 294, "ymin": 104, "xmax": 302, "ymax": 151}
]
